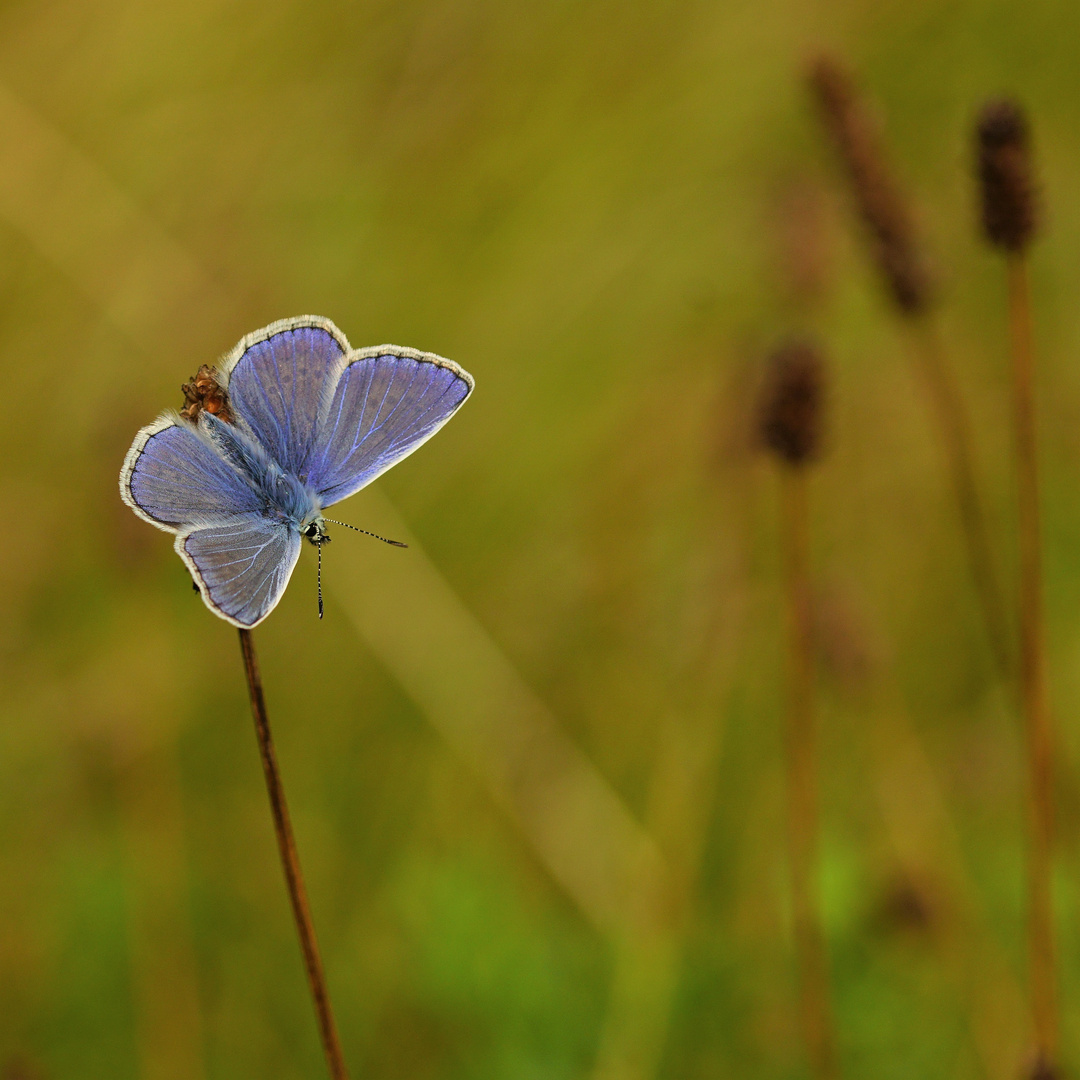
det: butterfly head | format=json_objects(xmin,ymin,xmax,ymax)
[{"xmin": 301, "ymin": 516, "xmax": 330, "ymax": 547}]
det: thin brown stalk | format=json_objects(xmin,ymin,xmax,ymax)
[
  {"xmin": 1007, "ymin": 257, "xmax": 1058, "ymax": 1070},
  {"xmin": 975, "ymin": 96, "xmax": 1057, "ymax": 1078},
  {"xmin": 237, "ymin": 628, "xmax": 350, "ymax": 1080},
  {"xmin": 903, "ymin": 317, "xmax": 1013, "ymax": 678},
  {"xmin": 780, "ymin": 466, "xmax": 837, "ymax": 1080}
]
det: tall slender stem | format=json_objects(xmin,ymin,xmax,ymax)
[
  {"xmin": 1006, "ymin": 258, "xmax": 1058, "ymax": 1069},
  {"xmin": 905, "ymin": 318, "xmax": 1013, "ymax": 680},
  {"xmin": 808, "ymin": 59, "xmax": 1011, "ymax": 682},
  {"xmin": 780, "ymin": 467, "xmax": 837, "ymax": 1080},
  {"xmin": 237, "ymin": 628, "xmax": 350, "ymax": 1080}
]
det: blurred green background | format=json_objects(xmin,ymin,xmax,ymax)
[{"xmin": 2, "ymin": 0, "xmax": 1080, "ymax": 1077}]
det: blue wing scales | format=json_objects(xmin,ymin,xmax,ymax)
[
  {"xmin": 121, "ymin": 417, "xmax": 262, "ymax": 530},
  {"xmin": 218, "ymin": 316, "xmax": 349, "ymax": 476},
  {"xmin": 178, "ymin": 517, "xmax": 302, "ymax": 628},
  {"xmin": 305, "ymin": 348, "xmax": 473, "ymax": 506}
]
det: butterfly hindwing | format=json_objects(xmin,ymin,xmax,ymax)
[
  {"xmin": 178, "ymin": 516, "xmax": 303, "ymax": 628},
  {"xmin": 305, "ymin": 348, "xmax": 473, "ymax": 506}
]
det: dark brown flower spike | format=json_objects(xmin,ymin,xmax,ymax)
[
  {"xmin": 759, "ymin": 341, "xmax": 825, "ymax": 467},
  {"xmin": 979, "ymin": 98, "xmax": 1058, "ymax": 1078},
  {"xmin": 807, "ymin": 55, "xmax": 932, "ymax": 316},
  {"xmin": 180, "ymin": 364, "xmax": 234, "ymax": 423},
  {"xmin": 1027, "ymin": 1055, "xmax": 1061, "ymax": 1080},
  {"xmin": 977, "ymin": 98, "xmax": 1037, "ymax": 252},
  {"xmin": 768, "ymin": 338, "xmax": 836, "ymax": 1078}
]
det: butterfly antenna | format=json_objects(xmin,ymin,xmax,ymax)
[
  {"xmin": 317, "ymin": 538, "xmax": 324, "ymax": 619},
  {"xmin": 323, "ymin": 518, "xmax": 408, "ymax": 547}
]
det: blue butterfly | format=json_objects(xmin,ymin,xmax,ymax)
[{"xmin": 120, "ymin": 316, "xmax": 474, "ymax": 627}]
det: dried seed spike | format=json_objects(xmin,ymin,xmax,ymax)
[
  {"xmin": 759, "ymin": 341, "xmax": 825, "ymax": 467},
  {"xmin": 807, "ymin": 54, "xmax": 932, "ymax": 316},
  {"xmin": 179, "ymin": 363, "xmax": 235, "ymax": 423},
  {"xmin": 1027, "ymin": 1055, "xmax": 1060, "ymax": 1080},
  {"xmin": 976, "ymin": 98, "xmax": 1037, "ymax": 252},
  {"xmin": 874, "ymin": 874, "xmax": 937, "ymax": 937}
]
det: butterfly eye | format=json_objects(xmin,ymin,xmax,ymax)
[{"xmin": 301, "ymin": 519, "xmax": 330, "ymax": 545}]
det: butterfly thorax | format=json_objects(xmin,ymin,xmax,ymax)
[
  {"xmin": 261, "ymin": 468, "xmax": 323, "ymax": 532},
  {"xmin": 199, "ymin": 411, "xmax": 324, "ymax": 536}
]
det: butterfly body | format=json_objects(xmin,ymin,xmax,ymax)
[
  {"xmin": 200, "ymin": 410, "xmax": 324, "ymax": 531},
  {"xmin": 120, "ymin": 316, "xmax": 474, "ymax": 628}
]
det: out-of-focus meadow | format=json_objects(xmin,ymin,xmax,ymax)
[{"xmin": 3, "ymin": 0, "xmax": 1080, "ymax": 1077}]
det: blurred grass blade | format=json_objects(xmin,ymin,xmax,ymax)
[
  {"xmin": 118, "ymin": 741, "xmax": 207, "ymax": 1080},
  {"xmin": 0, "ymin": 82, "xmax": 234, "ymax": 355},
  {"xmin": 334, "ymin": 488, "xmax": 670, "ymax": 935},
  {"xmin": 588, "ymin": 390, "xmax": 757, "ymax": 1080}
]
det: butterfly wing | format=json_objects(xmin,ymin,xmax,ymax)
[
  {"xmin": 177, "ymin": 517, "xmax": 302, "ymax": 628},
  {"xmin": 217, "ymin": 316, "xmax": 351, "ymax": 476},
  {"xmin": 120, "ymin": 416, "xmax": 263, "ymax": 531},
  {"xmin": 122, "ymin": 416, "xmax": 301, "ymax": 626},
  {"xmin": 305, "ymin": 346, "xmax": 474, "ymax": 506}
]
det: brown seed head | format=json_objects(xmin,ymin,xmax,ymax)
[
  {"xmin": 758, "ymin": 341, "xmax": 825, "ymax": 467},
  {"xmin": 180, "ymin": 364, "xmax": 234, "ymax": 423},
  {"xmin": 976, "ymin": 98, "xmax": 1037, "ymax": 252},
  {"xmin": 874, "ymin": 875, "xmax": 937, "ymax": 938},
  {"xmin": 807, "ymin": 55, "xmax": 932, "ymax": 317},
  {"xmin": 1026, "ymin": 1055, "xmax": 1061, "ymax": 1080}
]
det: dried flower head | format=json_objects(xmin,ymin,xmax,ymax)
[
  {"xmin": 180, "ymin": 364, "xmax": 234, "ymax": 423},
  {"xmin": 976, "ymin": 98, "xmax": 1037, "ymax": 252},
  {"xmin": 807, "ymin": 55, "xmax": 932, "ymax": 317},
  {"xmin": 1027, "ymin": 1055, "xmax": 1060, "ymax": 1080},
  {"xmin": 874, "ymin": 875, "xmax": 937, "ymax": 937},
  {"xmin": 758, "ymin": 341, "xmax": 825, "ymax": 466}
]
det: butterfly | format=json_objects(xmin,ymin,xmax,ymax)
[{"xmin": 119, "ymin": 316, "xmax": 474, "ymax": 628}]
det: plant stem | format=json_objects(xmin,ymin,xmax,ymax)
[
  {"xmin": 780, "ymin": 466, "xmax": 837, "ymax": 1080},
  {"xmin": 1006, "ymin": 257, "xmax": 1058, "ymax": 1068},
  {"xmin": 237, "ymin": 628, "xmax": 350, "ymax": 1080},
  {"xmin": 905, "ymin": 318, "xmax": 1013, "ymax": 680}
]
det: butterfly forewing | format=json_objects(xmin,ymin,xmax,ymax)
[
  {"xmin": 221, "ymin": 318, "xmax": 349, "ymax": 477},
  {"xmin": 305, "ymin": 350, "xmax": 473, "ymax": 506},
  {"xmin": 122, "ymin": 419, "xmax": 263, "ymax": 531},
  {"xmin": 179, "ymin": 517, "xmax": 303, "ymax": 628}
]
